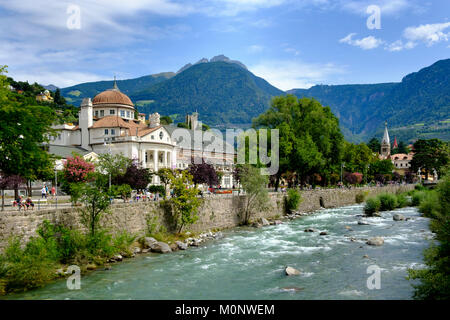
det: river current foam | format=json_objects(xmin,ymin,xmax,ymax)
[{"xmin": 5, "ymin": 205, "xmax": 431, "ymax": 300}]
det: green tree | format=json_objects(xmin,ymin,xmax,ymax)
[
  {"xmin": 253, "ymin": 95, "xmax": 344, "ymax": 187},
  {"xmin": 157, "ymin": 168, "xmax": 174, "ymax": 199},
  {"xmin": 53, "ymin": 88, "xmax": 66, "ymax": 105},
  {"xmin": 160, "ymin": 115, "xmax": 173, "ymax": 125},
  {"xmin": 169, "ymin": 171, "xmax": 202, "ymax": 232},
  {"xmin": 410, "ymin": 139, "xmax": 449, "ymax": 179},
  {"xmin": 342, "ymin": 141, "xmax": 377, "ymax": 180},
  {"xmin": 78, "ymin": 184, "xmax": 111, "ymax": 237},
  {"xmin": 239, "ymin": 165, "xmax": 269, "ymax": 224},
  {"xmin": 0, "ymin": 66, "xmax": 57, "ymax": 197},
  {"xmin": 369, "ymin": 159, "xmax": 394, "ymax": 176},
  {"xmin": 97, "ymin": 153, "xmax": 132, "ymax": 183},
  {"xmin": 367, "ymin": 137, "xmax": 381, "ymax": 153}
]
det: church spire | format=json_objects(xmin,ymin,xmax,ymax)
[
  {"xmin": 380, "ymin": 120, "xmax": 391, "ymax": 157},
  {"xmin": 382, "ymin": 121, "xmax": 390, "ymax": 145}
]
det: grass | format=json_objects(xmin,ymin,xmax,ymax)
[{"xmin": 0, "ymin": 220, "xmax": 138, "ymax": 295}]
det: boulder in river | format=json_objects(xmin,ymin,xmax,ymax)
[
  {"xmin": 274, "ymin": 220, "xmax": 283, "ymax": 225},
  {"xmin": 150, "ymin": 241, "xmax": 172, "ymax": 253},
  {"xmin": 143, "ymin": 237, "xmax": 158, "ymax": 248},
  {"xmin": 367, "ymin": 237, "xmax": 384, "ymax": 246},
  {"xmin": 176, "ymin": 241, "xmax": 188, "ymax": 250},
  {"xmin": 319, "ymin": 231, "xmax": 328, "ymax": 236},
  {"xmin": 261, "ymin": 218, "xmax": 270, "ymax": 226},
  {"xmin": 285, "ymin": 266, "xmax": 301, "ymax": 276},
  {"xmin": 304, "ymin": 228, "xmax": 316, "ymax": 232},
  {"xmin": 393, "ymin": 214, "xmax": 405, "ymax": 221},
  {"xmin": 358, "ymin": 220, "xmax": 370, "ymax": 225}
]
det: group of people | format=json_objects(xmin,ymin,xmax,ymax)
[
  {"xmin": 133, "ymin": 190, "xmax": 161, "ymax": 202},
  {"xmin": 13, "ymin": 196, "xmax": 34, "ymax": 211}
]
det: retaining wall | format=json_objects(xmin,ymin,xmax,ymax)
[{"xmin": 0, "ymin": 184, "xmax": 414, "ymax": 251}]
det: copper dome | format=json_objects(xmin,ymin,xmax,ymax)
[{"xmin": 92, "ymin": 89, "xmax": 134, "ymax": 107}]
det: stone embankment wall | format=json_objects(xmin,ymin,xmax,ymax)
[{"xmin": 0, "ymin": 185, "xmax": 414, "ymax": 251}]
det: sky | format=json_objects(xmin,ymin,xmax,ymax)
[{"xmin": 0, "ymin": 0, "xmax": 449, "ymax": 90}]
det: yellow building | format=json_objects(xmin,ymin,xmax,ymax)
[{"xmin": 36, "ymin": 90, "xmax": 54, "ymax": 102}]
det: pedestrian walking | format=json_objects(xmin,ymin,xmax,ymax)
[{"xmin": 41, "ymin": 185, "xmax": 47, "ymax": 199}]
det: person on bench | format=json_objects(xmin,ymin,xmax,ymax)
[
  {"xmin": 14, "ymin": 196, "xmax": 24, "ymax": 211},
  {"xmin": 25, "ymin": 197, "xmax": 35, "ymax": 211}
]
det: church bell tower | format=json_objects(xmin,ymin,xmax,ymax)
[{"xmin": 380, "ymin": 121, "xmax": 391, "ymax": 157}]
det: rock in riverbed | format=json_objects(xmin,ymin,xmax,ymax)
[
  {"xmin": 367, "ymin": 237, "xmax": 384, "ymax": 246},
  {"xmin": 176, "ymin": 241, "xmax": 188, "ymax": 250},
  {"xmin": 285, "ymin": 266, "xmax": 301, "ymax": 276},
  {"xmin": 358, "ymin": 220, "xmax": 370, "ymax": 225},
  {"xmin": 261, "ymin": 218, "xmax": 270, "ymax": 226},
  {"xmin": 393, "ymin": 213, "xmax": 405, "ymax": 221},
  {"xmin": 143, "ymin": 237, "xmax": 158, "ymax": 248},
  {"xmin": 304, "ymin": 228, "xmax": 316, "ymax": 232},
  {"xmin": 150, "ymin": 241, "xmax": 172, "ymax": 253},
  {"xmin": 319, "ymin": 231, "xmax": 328, "ymax": 236}
]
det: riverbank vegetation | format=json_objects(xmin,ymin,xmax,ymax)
[{"xmin": 408, "ymin": 170, "xmax": 450, "ymax": 299}]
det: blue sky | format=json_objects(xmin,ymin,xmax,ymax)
[{"xmin": 0, "ymin": 0, "xmax": 449, "ymax": 90}]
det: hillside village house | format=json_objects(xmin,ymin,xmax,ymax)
[{"xmin": 47, "ymin": 81, "xmax": 236, "ymax": 188}]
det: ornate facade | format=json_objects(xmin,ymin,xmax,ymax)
[{"xmin": 48, "ymin": 80, "xmax": 236, "ymax": 187}]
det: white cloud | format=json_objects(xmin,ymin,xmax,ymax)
[
  {"xmin": 284, "ymin": 48, "xmax": 300, "ymax": 56},
  {"xmin": 11, "ymin": 70, "xmax": 105, "ymax": 88},
  {"xmin": 339, "ymin": 33, "xmax": 384, "ymax": 50},
  {"xmin": 403, "ymin": 22, "xmax": 450, "ymax": 46},
  {"xmin": 247, "ymin": 45, "xmax": 264, "ymax": 53},
  {"xmin": 384, "ymin": 22, "xmax": 450, "ymax": 52},
  {"xmin": 249, "ymin": 59, "xmax": 345, "ymax": 90},
  {"xmin": 385, "ymin": 40, "xmax": 416, "ymax": 52}
]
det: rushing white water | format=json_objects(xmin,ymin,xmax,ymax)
[{"xmin": 5, "ymin": 205, "xmax": 432, "ymax": 300}]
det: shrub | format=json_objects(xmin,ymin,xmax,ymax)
[
  {"xmin": 0, "ymin": 237, "xmax": 57, "ymax": 293},
  {"xmin": 284, "ymin": 189, "xmax": 302, "ymax": 213},
  {"xmin": 355, "ymin": 192, "xmax": 365, "ymax": 204},
  {"xmin": 396, "ymin": 193, "xmax": 410, "ymax": 208},
  {"xmin": 110, "ymin": 184, "xmax": 132, "ymax": 201},
  {"xmin": 415, "ymin": 184, "xmax": 427, "ymax": 191},
  {"xmin": 364, "ymin": 197, "xmax": 381, "ymax": 215},
  {"xmin": 148, "ymin": 185, "xmax": 166, "ymax": 198},
  {"xmin": 419, "ymin": 191, "xmax": 440, "ymax": 218},
  {"xmin": 412, "ymin": 191, "xmax": 426, "ymax": 206},
  {"xmin": 378, "ymin": 193, "xmax": 398, "ymax": 211},
  {"xmin": 113, "ymin": 231, "xmax": 137, "ymax": 256}
]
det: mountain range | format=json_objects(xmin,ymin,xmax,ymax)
[{"xmin": 60, "ymin": 56, "xmax": 450, "ymax": 143}]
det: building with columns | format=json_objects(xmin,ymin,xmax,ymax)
[{"xmin": 48, "ymin": 80, "xmax": 236, "ymax": 187}]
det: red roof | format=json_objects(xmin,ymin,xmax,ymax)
[{"xmin": 393, "ymin": 136, "xmax": 398, "ymax": 148}]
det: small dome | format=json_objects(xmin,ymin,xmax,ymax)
[{"xmin": 92, "ymin": 89, "xmax": 133, "ymax": 107}]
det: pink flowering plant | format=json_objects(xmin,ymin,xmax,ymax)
[{"xmin": 63, "ymin": 156, "xmax": 95, "ymax": 183}]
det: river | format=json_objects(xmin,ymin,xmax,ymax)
[{"xmin": 5, "ymin": 204, "xmax": 432, "ymax": 300}]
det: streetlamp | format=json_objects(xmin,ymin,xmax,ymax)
[
  {"xmin": 54, "ymin": 167, "xmax": 58, "ymax": 209},
  {"xmin": 418, "ymin": 167, "xmax": 422, "ymax": 184},
  {"xmin": 104, "ymin": 139, "xmax": 112, "ymax": 189},
  {"xmin": 364, "ymin": 164, "xmax": 370, "ymax": 185}
]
